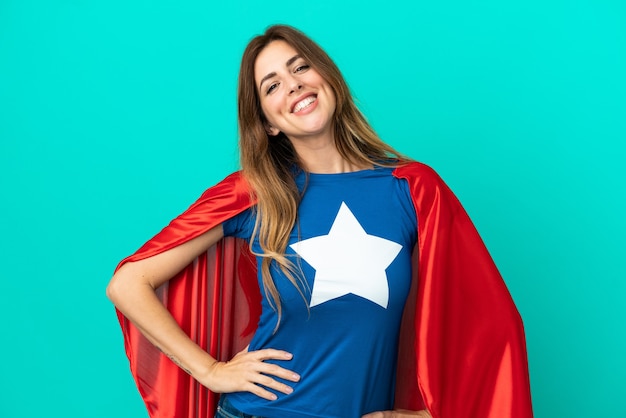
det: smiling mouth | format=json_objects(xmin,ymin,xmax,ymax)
[{"xmin": 292, "ymin": 95, "xmax": 317, "ymax": 113}]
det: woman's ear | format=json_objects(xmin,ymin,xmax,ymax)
[{"xmin": 265, "ymin": 124, "xmax": 280, "ymax": 136}]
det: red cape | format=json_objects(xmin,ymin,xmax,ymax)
[{"xmin": 115, "ymin": 162, "xmax": 533, "ymax": 418}]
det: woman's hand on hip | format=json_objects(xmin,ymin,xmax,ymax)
[{"xmin": 201, "ymin": 346, "xmax": 300, "ymax": 401}]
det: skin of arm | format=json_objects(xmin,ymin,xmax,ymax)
[{"xmin": 106, "ymin": 224, "xmax": 299, "ymax": 401}]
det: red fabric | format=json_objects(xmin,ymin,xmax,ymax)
[
  {"xmin": 393, "ymin": 164, "xmax": 533, "ymax": 417},
  {"xmin": 114, "ymin": 172, "xmax": 259, "ymax": 417},
  {"xmin": 114, "ymin": 163, "xmax": 533, "ymax": 418}
]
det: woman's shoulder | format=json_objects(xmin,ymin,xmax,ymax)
[
  {"xmin": 199, "ymin": 171, "xmax": 253, "ymax": 198},
  {"xmin": 186, "ymin": 171, "xmax": 256, "ymax": 216},
  {"xmin": 392, "ymin": 161, "xmax": 443, "ymax": 184},
  {"xmin": 393, "ymin": 161, "xmax": 463, "ymax": 212},
  {"xmin": 220, "ymin": 170, "xmax": 249, "ymax": 186}
]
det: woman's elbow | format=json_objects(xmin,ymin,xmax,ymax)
[
  {"xmin": 106, "ymin": 273, "xmax": 122, "ymax": 305},
  {"xmin": 106, "ymin": 263, "xmax": 134, "ymax": 306}
]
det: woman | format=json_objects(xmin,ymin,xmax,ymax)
[{"xmin": 108, "ymin": 25, "xmax": 533, "ymax": 418}]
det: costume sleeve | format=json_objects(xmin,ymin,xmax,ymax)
[
  {"xmin": 393, "ymin": 163, "xmax": 533, "ymax": 418},
  {"xmin": 113, "ymin": 171, "xmax": 261, "ymax": 418}
]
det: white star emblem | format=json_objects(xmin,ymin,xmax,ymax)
[{"xmin": 289, "ymin": 202, "xmax": 402, "ymax": 308}]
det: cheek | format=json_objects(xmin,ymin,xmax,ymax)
[
  {"xmin": 322, "ymin": 86, "xmax": 337, "ymax": 113},
  {"xmin": 261, "ymin": 97, "xmax": 283, "ymax": 122}
]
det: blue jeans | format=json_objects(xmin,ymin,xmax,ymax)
[{"xmin": 215, "ymin": 396, "xmax": 265, "ymax": 418}]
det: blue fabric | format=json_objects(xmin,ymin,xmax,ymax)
[
  {"xmin": 216, "ymin": 396, "xmax": 264, "ymax": 418},
  {"xmin": 222, "ymin": 167, "xmax": 417, "ymax": 418}
]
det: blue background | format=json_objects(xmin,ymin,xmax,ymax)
[{"xmin": 1, "ymin": 1, "xmax": 624, "ymax": 416}]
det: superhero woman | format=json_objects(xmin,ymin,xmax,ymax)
[{"xmin": 107, "ymin": 25, "xmax": 533, "ymax": 418}]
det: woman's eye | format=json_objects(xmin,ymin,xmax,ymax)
[
  {"xmin": 266, "ymin": 82, "xmax": 279, "ymax": 94},
  {"xmin": 295, "ymin": 64, "xmax": 310, "ymax": 72}
]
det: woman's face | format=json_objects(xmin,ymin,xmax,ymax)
[{"xmin": 254, "ymin": 40, "xmax": 336, "ymax": 143}]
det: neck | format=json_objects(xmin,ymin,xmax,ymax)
[{"xmin": 289, "ymin": 134, "xmax": 370, "ymax": 174}]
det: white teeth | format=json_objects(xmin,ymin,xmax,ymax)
[{"xmin": 293, "ymin": 96, "xmax": 316, "ymax": 112}]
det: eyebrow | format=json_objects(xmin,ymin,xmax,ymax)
[{"xmin": 258, "ymin": 54, "xmax": 302, "ymax": 90}]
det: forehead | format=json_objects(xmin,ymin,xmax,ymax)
[{"xmin": 254, "ymin": 40, "xmax": 300, "ymax": 82}]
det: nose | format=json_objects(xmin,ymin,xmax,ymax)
[{"xmin": 288, "ymin": 76, "xmax": 303, "ymax": 94}]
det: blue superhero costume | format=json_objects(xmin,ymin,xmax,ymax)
[
  {"xmin": 114, "ymin": 162, "xmax": 534, "ymax": 418},
  {"xmin": 222, "ymin": 167, "xmax": 417, "ymax": 417}
]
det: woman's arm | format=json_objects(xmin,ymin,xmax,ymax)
[{"xmin": 106, "ymin": 224, "xmax": 299, "ymax": 400}]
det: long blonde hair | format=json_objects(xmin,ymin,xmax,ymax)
[{"xmin": 237, "ymin": 25, "xmax": 409, "ymax": 322}]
